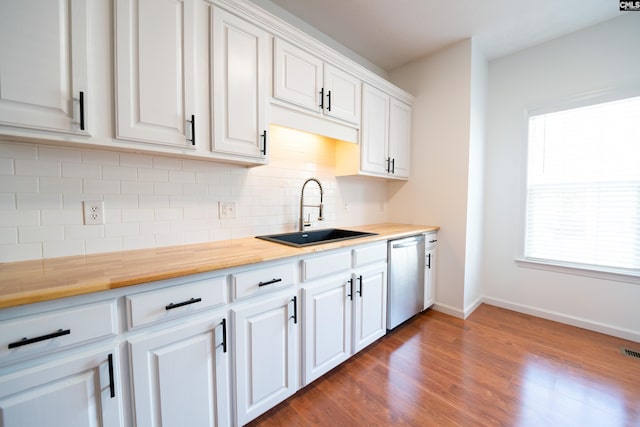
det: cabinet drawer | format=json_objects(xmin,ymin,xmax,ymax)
[
  {"xmin": 0, "ymin": 300, "xmax": 117, "ymax": 365},
  {"xmin": 127, "ymin": 276, "xmax": 227, "ymax": 329},
  {"xmin": 231, "ymin": 262, "xmax": 295, "ymax": 301},
  {"xmin": 302, "ymin": 250, "xmax": 351, "ymax": 282},
  {"xmin": 353, "ymin": 243, "xmax": 387, "ymax": 267}
]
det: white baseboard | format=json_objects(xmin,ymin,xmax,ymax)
[
  {"xmin": 483, "ymin": 296, "xmax": 640, "ymax": 343},
  {"xmin": 463, "ymin": 296, "xmax": 483, "ymax": 319},
  {"xmin": 432, "ymin": 303, "xmax": 465, "ymax": 319}
]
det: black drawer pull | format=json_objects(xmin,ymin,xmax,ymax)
[
  {"xmin": 221, "ymin": 318, "xmax": 227, "ymax": 354},
  {"xmin": 8, "ymin": 328, "xmax": 71, "ymax": 349},
  {"xmin": 79, "ymin": 91, "xmax": 85, "ymax": 130},
  {"xmin": 165, "ymin": 297, "xmax": 202, "ymax": 311},
  {"xmin": 429, "ymin": 239, "xmax": 438, "ymax": 243},
  {"xmin": 258, "ymin": 278, "xmax": 282, "ymax": 287},
  {"xmin": 108, "ymin": 353, "xmax": 116, "ymax": 398}
]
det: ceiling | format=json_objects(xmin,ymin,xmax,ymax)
[{"xmin": 266, "ymin": 0, "xmax": 621, "ymax": 71}]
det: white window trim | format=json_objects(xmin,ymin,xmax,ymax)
[{"xmin": 517, "ymin": 85, "xmax": 640, "ymax": 285}]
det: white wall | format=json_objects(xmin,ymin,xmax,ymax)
[
  {"xmin": 0, "ymin": 127, "xmax": 388, "ymax": 262},
  {"xmin": 463, "ymin": 40, "xmax": 488, "ymax": 312},
  {"xmin": 387, "ymin": 39, "xmax": 474, "ymax": 317},
  {"xmin": 483, "ymin": 14, "xmax": 640, "ymax": 341}
]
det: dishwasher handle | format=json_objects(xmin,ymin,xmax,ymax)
[{"xmin": 391, "ymin": 235, "xmax": 425, "ymax": 249}]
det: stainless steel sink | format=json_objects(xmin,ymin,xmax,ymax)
[{"xmin": 256, "ymin": 228, "xmax": 377, "ymax": 247}]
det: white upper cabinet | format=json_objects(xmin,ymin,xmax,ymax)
[
  {"xmin": 211, "ymin": 8, "xmax": 269, "ymax": 161},
  {"xmin": 360, "ymin": 85, "xmax": 390, "ymax": 175},
  {"xmin": 114, "ymin": 0, "xmax": 198, "ymax": 149},
  {"xmin": 273, "ymin": 39, "xmax": 361, "ymax": 126},
  {"xmin": 388, "ymin": 97, "xmax": 412, "ymax": 178},
  {"xmin": 338, "ymin": 83, "xmax": 411, "ymax": 180},
  {"xmin": 0, "ymin": 0, "xmax": 89, "ymax": 136}
]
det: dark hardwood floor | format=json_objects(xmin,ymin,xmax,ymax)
[{"xmin": 247, "ymin": 304, "xmax": 640, "ymax": 427}]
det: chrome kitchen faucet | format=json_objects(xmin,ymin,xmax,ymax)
[{"xmin": 299, "ymin": 178, "xmax": 324, "ymax": 231}]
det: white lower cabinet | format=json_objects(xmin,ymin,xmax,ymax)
[
  {"xmin": 232, "ymin": 291, "xmax": 299, "ymax": 426},
  {"xmin": 129, "ymin": 313, "xmax": 230, "ymax": 427},
  {"xmin": 424, "ymin": 232, "xmax": 438, "ymax": 310},
  {"xmin": 0, "ymin": 346, "xmax": 123, "ymax": 427},
  {"xmin": 352, "ymin": 264, "xmax": 387, "ymax": 353},
  {"xmin": 302, "ymin": 275, "xmax": 352, "ymax": 384}
]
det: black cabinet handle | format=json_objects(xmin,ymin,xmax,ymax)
[
  {"xmin": 79, "ymin": 91, "xmax": 85, "ymax": 130},
  {"xmin": 165, "ymin": 297, "xmax": 202, "ymax": 311},
  {"xmin": 258, "ymin": 278, "xmax": 282, "ymax": 287},
  {"xmin": 221, "ymin": 318, "xmax": 227, "ymax": 353},
  {"xmin": 319, "ymin": 88, "xmax": 324, "ymax": 110},
  {"xmin": 261, "ymin": 130, "xmax": 267, "ymax": 155},
  {"xmin": 8, "ymin": 328, "xmax": 71, "ymax": 349},
  {"xmin": 357, "ymin": 275, "xmax": 363, "ymax": 297},
  {"xmin": 427, "ymin": 253, "xmax": 431, "ymax": 269},
  {"xmin": 326, "ymin": 90, "xmax": 332, "ymax": 111},
  {"xmin": 291, "ymin": 296, "xmax": 298, "ymax": 324},
  {"xmin": 187, "ymin": 114, "xmax": 196, "ymax": 146},
  {"xmin": 391, "ymin": 158, "xmax": 395, "ymax": 174},
  {"xmin": 347, "ymin": 278, "xmax": 353, "ymax": 301},
  {"xmin": 386, "ymin": 157, "xmax": 391, "ymax": 173},
  {"xmin": 108, "ymin": 353, "xmax": 116, "ymax": 398}
]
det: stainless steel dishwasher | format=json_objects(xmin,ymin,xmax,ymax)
[{"xmin": 387, "ymin": 234, "xmax": 425, "ymax": 329}]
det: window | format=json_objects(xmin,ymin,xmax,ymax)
[{"xmin": 523, "ymin": 95, "xmax": 640, "ymax": 278}]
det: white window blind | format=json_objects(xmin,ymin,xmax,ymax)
[{"xmin": 525, "ymin": 96, "xmax": 640, "ymax": 273}]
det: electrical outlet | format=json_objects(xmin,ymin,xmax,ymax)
[
  {"xmin": 218, "ymin": 201, "xmax": 236, "ymax": 219},
  {"xmin": 83, "ymin": 201, "xmax": 105, "ymax": 225}
]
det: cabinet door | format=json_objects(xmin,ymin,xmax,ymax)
[
  {"xmin": 273, "ymin": 39, "xmax": 323, "ymax": 113},
  {"xmin": 0, "ymin": 0, "xmax": 88, "ymax": 135},
  {"xmin": 212, "ymin": 8, "xmax": 268, "ymax": 159},
  {"xmin": 129, "ymin": 315, "xmax": 230, "ymax": 427},
  {"xmin": 233, "ymin": 292, "xmax": 298, "ymax": 426},
  {"xmin": 114, "ymin": 0, "xmax": 197, "ymax": 148},
  {"xmin": 353, "ymin": 265, "xmax": 387, "ymax": 353},
  {"xmin": 302, "ymin": 277, "xmax": 352, "ymax": 385},
  {"xmin": 0, "ymin": 347, "xmax": 122, "ymax": 427},
  {"xmin": 424, "ymin": 236, "xmax": 437, "ymax": 310},
  {"xmin": 323, "ymin": 64, "xmax": 361, "ymax": 125},
  {"xmin": 389, "ymin": 98, "xmax": 411, "ymax": 178},
  {"xmin": 360, "ymin": 85, "xmax": 389, "ymax": 175}
]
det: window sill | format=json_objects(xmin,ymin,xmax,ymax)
[{"xmin": 515, "ymin": 258, "xmax": 640, "ymax": 285}]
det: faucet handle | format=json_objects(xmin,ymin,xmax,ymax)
[{"xmin": 304, "ymin": 213, "xmax": 312, "ymax": 228}]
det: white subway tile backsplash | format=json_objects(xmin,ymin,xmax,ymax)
[
  {"xmin": 42, "ymin": 240, "xmax": 84, "ymax": 259},
  {"xmin": 122, "ymin": 208, "xmax": 154, "ymax": 223},
  {"xmin": 19, "ymin": 225, "xmax": 64, "ymax": 243},
  {"xmin": 14, "ymin": 159, "xmax": 61, "ymax": 177},
  {"xmin": 138, "ymin": 168, "xmax": 168, "ymax": 182},
  {"xmin": 83, "ymin": 179, "xmax": 120, "ymax": 195},
  {"xmin": 103, "ymin": 165, "xmax": 137, "ymax": 181},
  {"xmin": 1, "ymin": 136, "xmax": 389, "ymax": 261},
  {"xmin": 63, "ymin": 162, "xmax": 101, "ymax": 179},
  {"xmin": 0, "ymin": 194, "xmax": 16, "ymax": 210},
  {"xmin": 39, "ymin": 177, "xmax": 83, "ymax": 194},
  {"xmin": 120, "ymin": 152, "xmax": 153, "ymax": 168},
  {"xmin": 0, "ymin": 176, "xmax": 38, "ymax": 193},
  {"xmin": 0, "ymin": 142, "xmax": 37, "ymax": 160},
  {"xmin": 82, "ymin": 149, "xmax": 120, "ymax": 165},
  {"xmin": 0, "ymin": 242, "xmax": 42, "ymax": 262},
  {"xmin": 0, "ymin": 228, "xmax": 18, "ymax": 245},
  {"xmin": 39, "ymin": 146, "xmax": 81, "ymax": 163},
  {"xmin": 0, "ymin": 210, "xmax": 39, "ymax": 226},
  {"xmin": 41, "ymin": 209, "xmax": 82, "ymax": 225},
  {"xmin": 152, "ymin": 156, "xmax": 182, "ymax": 170},
  {"xmin": 139, "ymin": 195, "xmax": 170, "ymax": 208},
  {"xmin": 169, "ymin": 170, "xmax": 196, "ymax": 184},
  {"xmin": 0, "ymin": 158, "xmax": 14, "ymax": 175},
  {"xmin": 121, "ymin": 181, "xmax": 153, "ymax": 195},
  {"xmin": 85, "ymin": 237, "xmax": 122, "ymax": 254},
  {"xmin": 65, "ymin": 224, "xmax": 104, "ymax": 240},
  {"xmin": 17, "ymin": 193, "xmax": 62, "ymax": 210}
]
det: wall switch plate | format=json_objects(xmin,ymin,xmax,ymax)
[
  {"xmin": 83, "ymin": 200, "xmax": 105, "ymax": 225},
  {"xmin": 218, "ymin": 201, "xmax": 236, "ymax": 219}
]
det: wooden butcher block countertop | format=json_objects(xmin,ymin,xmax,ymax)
[{"xmin": 0, "ymin": 223, "xmax": 438, "ymax": 309}]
